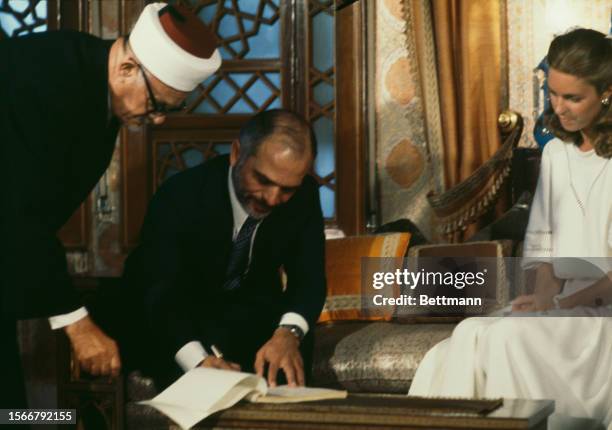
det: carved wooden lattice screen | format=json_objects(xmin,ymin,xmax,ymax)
[
  {"xmin": 154, "ymin": 138, "xmax": 232, "ymax": 187},
  {"xmin": 182, "ymin": 0, "xmax": 284, "ymax": 116},
  {"xmin": 308, "ymin": 0, "xmax": 335, "ymax": 219},
  {"xmin": 0, "ymin": 0, "xmax": 48, "ymax": 39}
]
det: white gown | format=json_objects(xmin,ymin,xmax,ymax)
[{"xmin": 408, "ymin": 139, "xmax": 612, "ymax": 428}]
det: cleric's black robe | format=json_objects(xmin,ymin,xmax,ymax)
[
  {"xmin": 0, "ymin": 30, "xmax": 119, "ymax": 407},
  {"xmin": 0, "ymin": 31, "xmax": 118, "ymax": 319}
]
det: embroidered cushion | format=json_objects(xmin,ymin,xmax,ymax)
[{"xmin": 318, "ymin": 233, "xmax": 411, "ymax": 323}]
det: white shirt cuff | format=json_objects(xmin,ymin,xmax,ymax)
[
  {"xmin": 175, "ymin": 341, "xmax": 208, "ymax": 373},
  {"xmin": 279, "ymin": 312, "xmax": 309, "ymax": 335},
  {"xmin": 48, "ymin": 307, "xmax": 89, "ymax": 330}
]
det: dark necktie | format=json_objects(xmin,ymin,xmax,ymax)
[{"xmin": 223, "ymin": 216, "xmax": 259, "ymax": 291}]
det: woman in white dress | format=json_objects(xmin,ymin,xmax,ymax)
[{"xmin": 409, "ymin": 28, "xmax": 612, "ymax": 428}]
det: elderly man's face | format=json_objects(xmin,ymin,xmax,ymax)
[
  {"xmin": 231, "ymin": 138, "xmax": 312, "ymax": 219},
  {"xmin": 108, "ymin": 39, "xmax": 189, "ymax": 126},
  {"xmin": 114, "ymin": 66, "xmax": 188, "ymax": 126}
]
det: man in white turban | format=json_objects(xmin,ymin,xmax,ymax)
[{"xmin": 0, "ymin": 2, "xmax": 220, "ymax": 409}]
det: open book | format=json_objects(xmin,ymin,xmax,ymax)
[{"xmin": 139, "ymin": 368, "xmax": 348, "ymax": 430}]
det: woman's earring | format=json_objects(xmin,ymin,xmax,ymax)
[{"xmin": 602, "ymin": 97, "xmax": 611, "ymax": 106}]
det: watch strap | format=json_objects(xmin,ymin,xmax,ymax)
[{"xmin": 279, "ymin": 324, "xmax": 304, "ymax": 341}]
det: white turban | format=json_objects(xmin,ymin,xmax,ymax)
[{"xmin": 129, "ymin": 2, "xmax": 221, "ymax": 92}]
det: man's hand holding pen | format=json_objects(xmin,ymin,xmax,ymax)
[{"xmin": 198, "ymin": 344, "xmax": 241, "ymax": 371}]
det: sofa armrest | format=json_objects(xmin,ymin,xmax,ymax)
[{"xmin": 427, "ymin": 111, "xmax": 523, "ymax": 241}]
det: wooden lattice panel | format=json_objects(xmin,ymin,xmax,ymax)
[
  {"xmin": 308, "ymin": 0, "xmax": 336, "ymax": 202},
  {"xmin": 189, "ymin": 0, "xmax": 280, "ymax": 59},
  {"xmin": 0, "ymin": 0, "xmax": 48, "ymax": 39},
  {"xmin": 190, "ymin": 70, "xmax": 281, "ymax": 114},
  {"xmin": 171, "ymin": 0, "xmax": 283, "ymax": 115},
  {"xmin": 154, "ymin": 140, "xmax": 232, "ymax": 187}
]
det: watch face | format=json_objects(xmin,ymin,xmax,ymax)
[{"xmin": 281, "ymin": 324, "xmax": 303, "ymax": 340}]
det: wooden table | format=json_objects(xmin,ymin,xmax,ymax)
[{"xmin": 193, "ymin": 394, "xmax": 554, "ymax": 430}]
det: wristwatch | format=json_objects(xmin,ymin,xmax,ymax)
[{"xmin": 279, "ymin": 324, "xmax": 304, "ymax": 342}]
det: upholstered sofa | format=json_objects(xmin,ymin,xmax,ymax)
[{"xmin": 302, "ymin": 110, "xmax": 529, "ymax": 396}]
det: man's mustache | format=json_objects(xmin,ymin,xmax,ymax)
[{"xmin": 249, "ymin": 197, "xmax": 272, "ymax": 212}]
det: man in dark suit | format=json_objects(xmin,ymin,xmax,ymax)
[
  {"xmin": 0, "ymin": 3, "xmax": 220, "ymax": 407},
  {"xmin": 121, "ymin": 109, "xmax": 326, "ymax": 388}
]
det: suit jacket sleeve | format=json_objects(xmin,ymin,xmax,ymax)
[
  {"xmin": 2, "ymin": 104, "xmax": 82, "ymax": 320},
  {"xmin": 3, "ymin": 217, "xmax": 81, "ymax": 319},
  {"xmin": 1, "ymin": 32, "xmax": 114, "ymax": 320},
  {"xmin": 282, "ymin": 179, "xmax": 327, "ymax": 329}
]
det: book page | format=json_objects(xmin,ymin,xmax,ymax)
[
  {"xmin": 138, "ymin": 402, "xmax": 204, "ymax": 430},
  {"xmin": 251, "ymin": 385, "xmax": 348, "ymax": 403},
  {"xmin": 139, "ymin": 368, "xmax": 266, "ymax": 429}
]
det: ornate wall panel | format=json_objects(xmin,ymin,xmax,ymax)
[
  {"xmin": 373, "ymin": 0, "xmax": 439, "ymax": 239},
  {"xmin": 507, "ymin": 0, "xmax": 610, "ymax": 148}
]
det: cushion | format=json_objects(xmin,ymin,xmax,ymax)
[
  {"xmin": 404, "ymin": 240, "xmax": 514, "ymax": 318},
  {"xmin": 319, "ymin": 233, "xmax": 411, "ymax": 323},
  {"xmin": 311, "ymin": 321, "xmax": 454, "ymax": 393}
]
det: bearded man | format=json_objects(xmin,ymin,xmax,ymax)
[{"xmin": 119, "ymin": 109, "xmax": 326, "ymax": 389}]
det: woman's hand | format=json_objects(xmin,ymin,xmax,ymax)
[
  {"xmin": 513, "ymin": 263, "xmax": 564, "ymax": 312},
  {"xmin": 511, "ymin": 293, "xmax": 555, "ymax": 312}
]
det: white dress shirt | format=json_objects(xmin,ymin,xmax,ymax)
[{"xmin": 48, "ymin": 306, "xmax": 89, "ymax": 330}]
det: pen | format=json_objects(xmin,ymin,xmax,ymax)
[{"xmin": 211, "ymin": 344, "xmax": 224, "ymax": 359}]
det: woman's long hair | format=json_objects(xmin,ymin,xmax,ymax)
[{"xmin": 544, "ymin": 28, "xmax": 611, "ymax": 158}]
